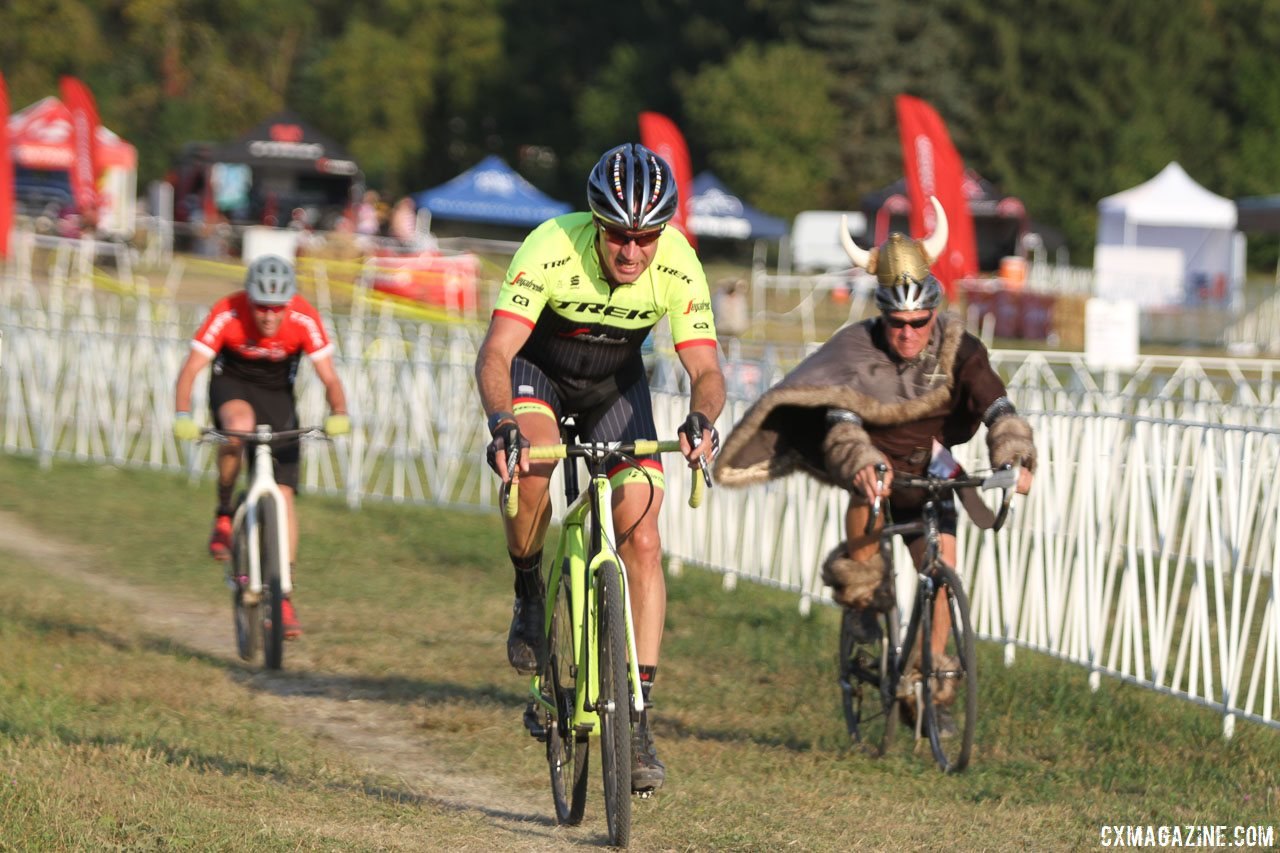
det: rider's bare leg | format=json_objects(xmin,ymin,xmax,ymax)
[
  {"xmin": 215, "ymin": 400, "xmax": 254, "ymax": 512},
  {"xmin": 613, "ymin": 483, "xmax": 667, "ymax": 666},
  {"xmin": 908, "ymin": 533, "xmax": 958, "ymax": 657}
]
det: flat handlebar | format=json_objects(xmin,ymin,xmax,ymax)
[{"xmin": 502, "ymin": 438, "xmax": 708, "ymax": 517}]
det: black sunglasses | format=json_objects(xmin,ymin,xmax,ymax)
[
  {"xmin": 883, "ymin": 313, "xmax": 933, "ymax": 330},
  {"xmin": 597, "ymin": 220, "xmax": 664, "ymax": 247}
]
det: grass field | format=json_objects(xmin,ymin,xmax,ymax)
[{"xmin": 2, "ymin": 453, "xmax": 1280, "ymax": 851}]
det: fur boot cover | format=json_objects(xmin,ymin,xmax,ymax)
[
  {"xmin": 821, "ymin": 543, "xmax": 895, "ymax": 611},
  {"xmin": 987, "ymin": 414, "xmax": 1037, "ymax": 473}
]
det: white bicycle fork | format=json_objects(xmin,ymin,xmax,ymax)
[{"xmin": 232, "ymin": 425, "xmax": 293, "ymax": 602}]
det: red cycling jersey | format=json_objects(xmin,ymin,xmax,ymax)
[{"xmin": 191, "ymin": 292, "xmax": 334, "ymax": 391}]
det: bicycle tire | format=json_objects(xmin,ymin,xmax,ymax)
[
  {"xmin": 919, "ymin": 565, "xmax": 977, "ymax": 772},
  {"xmin": 230, "ymin": 517, "xmax": 259, "ymax": 662},
  {"xmin": 596, "ymin": 559, "xmax": 632, "ymax": 848},
  {"xmin": 545, "ymin": 559, "xmax": 589, "ymax": 825},
  {"xmin": 259, "ymin": 499, "xmax": 285, "ymax": 671},
  {"xmin": 838, "ymin": 605, "xmax": 900, "ymax": 757}
]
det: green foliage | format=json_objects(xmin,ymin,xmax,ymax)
[
  {"xmin": 680, "ymin": 42, "xmax": 840, "ymax": 218},
  {"xmin": 3, "ymin": 0, "xmax": 1279, "ymax": 260}
]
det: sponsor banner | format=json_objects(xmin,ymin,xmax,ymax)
[
  {"xmin": 895, "ymin": 95, "xmax": 978, "ymax": 299},
  {"xmin": 0, "ymin": 73, "xmax": 11, "ymax": 258},
  {"xmin": 638, "ymin": 111, "xmax": 696, "ymax": 249},
  {"xmin": 59, "ymin": 76, "xmax": 100, "ymax": 226}
]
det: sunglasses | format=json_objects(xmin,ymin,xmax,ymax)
[
  {"xmin": 252, "ymin": 304, "xmax": 288, "ymax": 315},
  {"xmin": 597, "ymin": 221, "xmax": 664, "ymax": 247},
  {"xmin": 883, "ymin": 312, "xmax": 933, "ymax": 330}
]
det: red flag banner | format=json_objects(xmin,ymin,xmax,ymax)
[
  {"xmin": 637, "ymin": 111, "xmax": 696, "ymax": 249},
  {"xmin": 894, "ymin": 95, "xmax": 978, "ymax": 299},
  {"xmin": 60, "ymin": 75, "xmax": 101, "ymax": 229},
  {"xmin": 0, "ymin": 73, "xmax": 11, "ymax": 259}
]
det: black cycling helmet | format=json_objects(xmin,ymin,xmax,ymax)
[
  {"xmin": 244, "ymin": 254, "xmax": 297, "ymax": 306},
  {"xmin": 587, "ymin": 143, "xmax": 678, "ymax": 231}
]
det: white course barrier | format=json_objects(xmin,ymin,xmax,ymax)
[{"xmin": 7, "ymin": 258, "xmax": 1280, "ymax": 737}]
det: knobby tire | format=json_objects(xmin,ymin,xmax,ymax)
[
  {"xmin": 259, "ymin": 499, "xmax": 285, "ymax": 671},
  {"xmin": 920, "ymin": 565, "xmax": 977, "ymax": 772},
  {"xmin": 545, "ymin": 559, "xmax": 589, "ymax": 825},
  {"xmin": 596, "ymin": 560, "xmax": 632, "ymax": 848}
]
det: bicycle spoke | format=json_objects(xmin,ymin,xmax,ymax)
[
  {"xmin": 920, "ymin": 567, "xmax": 976, "ymax": 772},
  {"xmin": 838, "ymin": 606, "xmax": 899, "ymax": 757}
]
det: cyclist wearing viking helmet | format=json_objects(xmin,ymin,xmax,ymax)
[
  {"xmin": 712, "ymin": 198, "xmax": 1035, "ymax": 734},
  {"xmin": 475, "ymin": 142, "xmax": 726, "ymax": 793},
  {"xmin": 173, "ymin": 254, "xmax": 350, "ymax": 639}
]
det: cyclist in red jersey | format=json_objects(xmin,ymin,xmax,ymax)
[{"xmin": 173, "ymin": 255, "xmax": 350, "ymax": 638}]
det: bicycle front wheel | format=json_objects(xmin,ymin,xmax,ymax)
[
  {"xmin": 596, "ymin": 560, "xmax": 632, "ymax": 848},
  {"xmin": 919, "ymin": 565, "xmax": 977, "ymax": 772},
  {"xmin": 230, "ymin": 516, "xmax": 259, "ymax": 662},
  {"xmin": 545, "ymin": 559, "xmax": 589, "ymax": 826},
  {"xmin": 259, "ymin": 499, "xmax": 285, "ymax": 671},
  {"xmin": 838, "ymin": 605, "xmax": 900, "ymax": 757}
]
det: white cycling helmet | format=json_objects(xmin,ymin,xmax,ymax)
[{"xmin": 245, "ymin": 254, "xmax": 297, "ymax": 306}]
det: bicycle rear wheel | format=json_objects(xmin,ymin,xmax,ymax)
[
  {"xmin": 838, "ymin": 605, "xmax": 900, "ymax": 757},
  {"xmin": 545, "ymin": 559, "xmax": 589, "ymax": 826},
  {"xmin": 230, "ymin": 517, "xmax": 259, "ymax": 662},
  {"xmin": 919, "ymin": 565, "xmax": 976, "ymax": 772},
  {"xmin": 259, "ymin": 499, "xmax": 285, "ymax": 671},
  {"xmin": 596, "ymin": 559, "xmax": 632, "ymax": 848}
]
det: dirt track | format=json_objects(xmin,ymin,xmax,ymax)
[{"xmin": 0, "ymin": 511, "xmax": 599, "ymax": 850}]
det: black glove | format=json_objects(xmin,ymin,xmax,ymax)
[
  {"xmin": 679, "ymin": 411, "xmax": 720, "ymax": 456},
  {"xmin": 486, "ymin": 418, "xmax": 529, "ymax": 476}
]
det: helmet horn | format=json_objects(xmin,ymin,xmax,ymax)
[
  {"xmin": 921, "ymin": 196, "xmax": 949, "ymax": 263},
  {"xmin": 840, "ymin": 215, "xmax": 872, "ymax": 271}
]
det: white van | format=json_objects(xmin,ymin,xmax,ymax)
[{"xmin": 788, "ymin": 210, "xmax": 868, "ymax": 272}]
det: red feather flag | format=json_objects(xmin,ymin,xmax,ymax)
[
  {"xmin": 637, "ymin": 111, "xmax": 696, "ymax": 249},
  {"xmin": 0, "ymin": 73, "xmax": 11, "ymax": 258},
  {"xmin": 59, "ymin": 76, "xmax": 101, "ymax": 230},
  {"xmin": 895, "ymin": 95, "xmax": 978, "ymax": 300}
]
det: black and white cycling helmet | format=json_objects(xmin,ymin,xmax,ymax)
[
  {"xmin": 244, "ymin": 254, "xmax": 297, "ymax": 306},
  {"xmin": 587, "ymin": 143, "xmax": 678, "ymax": 231},
  {"xmin": 840, "ymin": 196, "xmax": 949, "ymax": 312}
]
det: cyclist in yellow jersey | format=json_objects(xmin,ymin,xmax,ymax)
[{"xmin": 476, "ymin": 143, "xmax": 726, "ymax": 793}]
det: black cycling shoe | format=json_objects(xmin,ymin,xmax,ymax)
[
  {"xmin": 631, "ymin": 721, "xmax": 666, "ymax": 793},
  {"xmin": 506, "ymin": 595, "xmax": 544, "ymax": 674},
  {"xmin": 932, "ymin": 705, "xmax": 958, "ymax": 740}
]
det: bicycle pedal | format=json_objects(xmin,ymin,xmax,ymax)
[{"xmin": 522, "ymin": 704, "xmax": 547, "ymax": 741}]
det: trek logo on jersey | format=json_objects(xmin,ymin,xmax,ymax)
[
  {"xmin": 233, "ymin": 342, "xmax": 291, "ymax": 361},
  {"xmin": 683, "ymin": 299, "xmax": 711, "ymax": 314},
  {"xmin": 654, "ymin": 264, "xmax": 693, "ymax": 285},
  {"xmin": 553, "ymin": 300, "xmax": 657, "ymax": 321},
  {"xmin": 542, "ymin": 256, "xmax": 570, "ymax": 270}
]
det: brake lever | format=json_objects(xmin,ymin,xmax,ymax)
[{"xmin": 982, "ymin": 463, "xmax": 1019, "ymax": 492}]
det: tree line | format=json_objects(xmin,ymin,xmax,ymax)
[{"xmin": 4, "ymin": 0, "xmax": 1279, "ymax": 258}]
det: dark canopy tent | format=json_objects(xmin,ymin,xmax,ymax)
[
  {"xmin": 1235, "ymin": 196, "xmax": 1280, "ymax": 233},
  {"xmin": 412, "ymin": 155, "xmax": 571, "ymax": 228},
  {"xmin": 861, "ymin": 170, "xmax": 1028, "ymax": 271},
  {"xmin": 171, "ymin": 110, "xmax": 361, "ymax": 226},
  {"xmin": 687, "ymin": 171, "xmax": 788, "ymax": 241}
]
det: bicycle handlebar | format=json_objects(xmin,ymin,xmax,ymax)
[
  {"xmin": 201, "ymin": 426, "xmax": 330, "ymax": 444},
  {"xmin": 864, "ymin": 462, "xmax": 1019, "ymax": 535},
  {"xmin": 502, "ymin": 438, "xmax": 708, "ymax": 517}
]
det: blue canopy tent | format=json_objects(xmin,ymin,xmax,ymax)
[
  {"xmin": 687, "ymin": 171, "xmax": 788, "ymax": 241},
  {"xmin": 412, "ymin": 155, "xmax": 571, "ymax": 228}
]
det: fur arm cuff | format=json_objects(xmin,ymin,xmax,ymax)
[
  {"xmin": 823, "ymin": 420, "xmax": 888, "ymax": 484},
  {"xmin": 987, "ymin": 414, "xmax": 1037, "ymax": 473}
]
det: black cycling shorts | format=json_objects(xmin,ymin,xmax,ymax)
[
  {"xmin": 889, "ymin": 493, "xmax": 958, "ymax": 545},
  {"xmin": 510, "ymin": 356, "xmax": 663, "ymax": 490},
  {"xmin": 209, "ymin": 371, "xmax": 300, "ymax": 490}
]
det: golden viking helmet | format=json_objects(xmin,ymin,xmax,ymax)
[{"xmin": 840, "ymin": 196, "xmax": 949, "ymax": 312}]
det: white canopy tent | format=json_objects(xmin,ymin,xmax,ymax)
[{"xmin": 1095, "ymin": 162, "xmax": 1244, "ymax": 308}]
